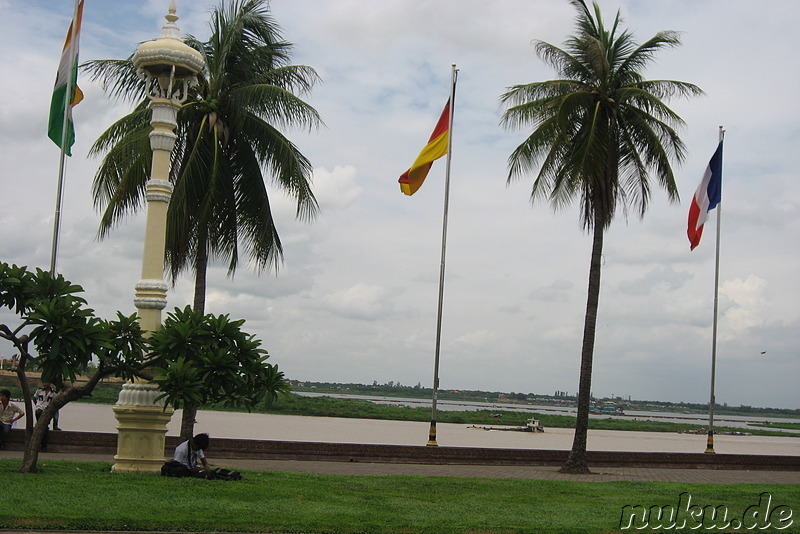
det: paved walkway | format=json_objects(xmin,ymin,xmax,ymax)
[{"xmin": 3, "ymin": 450, "xmax": 798, "ymax": 484}]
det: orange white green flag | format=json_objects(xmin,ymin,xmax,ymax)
[
  {"xmin": 398, "ymin": 100, "xmax": 451, "ymax": 196},
  {"xmin": 48, "ymin": 0, "xmax": 85, "ymax": 156}
]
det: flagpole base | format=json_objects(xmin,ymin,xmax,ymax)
[
  {"xmin": 426, "ymin": 421, "xmax": 438, "ymax": 447},
  {"xmin": 705, "ymin": 433, "xmax": 715, "ymax": 454}
]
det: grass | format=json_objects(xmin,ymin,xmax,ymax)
[{"xmin": 2, "ymin": 459, "xmax": 797, "ymax": 534}]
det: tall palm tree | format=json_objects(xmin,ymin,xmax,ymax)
[
  {"xmin": 500, "ymin": 0, "xmax": 701, "ymax": 473},
  {"xmin": 85, "ymin": 0, "xmax": 321, "ymax": 439}
]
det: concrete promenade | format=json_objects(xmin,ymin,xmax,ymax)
[{"xmin": 2, "ymin": 447, "xmax": 799, "ymax": 484}]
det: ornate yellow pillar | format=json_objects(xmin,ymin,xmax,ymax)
[{"xmin": 112, "ymin": 1, "xmax": 204, "ymax": 474}]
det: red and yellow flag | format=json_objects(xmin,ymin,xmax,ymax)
[{"xmin": 398, "ymin": 100, "xmax": 450, "ymax": 196}]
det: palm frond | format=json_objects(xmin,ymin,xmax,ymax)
[
  {"xmin": 241, "ymin": 113, "xmax": 318, "ymax": 221},
  {"xmin": 500, "ymin": 0, "xmax": 698, "ymax": 228},
  {"xmin": 82, "ymin": 58, "xmax": 145, "ymax": 104},
  {"xmin": 92, "ymin": 0, "xmax": 320, "ymax": 286}
]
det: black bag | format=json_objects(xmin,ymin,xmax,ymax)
[
  {"xmin": 161, "ymin": 460, "xmax": 191, "ymax": 477},
  {"xmin": 210, "ymin": 467, "xmax": 242, "ymax": 481}
]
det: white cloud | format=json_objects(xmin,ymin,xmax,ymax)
[
  {"xmin": 0, "ymin": 0, "xmax": 798, "ymax": 409},
  {"xmin": 322, "ymin": 283, "xmax": 396, "ymax": 321},
  {"xmin": 313, "ymin": 165, "xmax": 363, "ymax": 210},
  {"xmin": 455, "ymin": 329, "xmax": 495, "ymax": 348},
  {"xmin": 720, "ymin": 275, "xmax": 768, "ymax": 332}
]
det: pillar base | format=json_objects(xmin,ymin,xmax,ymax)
[{"xmin": 112, "ymin": 381, "xmax": 173, "ymax": 474}]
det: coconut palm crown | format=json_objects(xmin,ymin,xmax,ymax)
[
  {"xmin": 85, "ymin": 0, "xmax": 322, "ymax": 314},
  {"xmin": 500, "ymin": 0, "xmax": 702, "ymax": 473}
]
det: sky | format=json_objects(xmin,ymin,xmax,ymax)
[{"xmin": 0, "ymin": 0, "xmax": 798, "ymax": 410}]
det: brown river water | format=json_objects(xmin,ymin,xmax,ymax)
[{"xmin": 24, "ymin": 402, "xmax": 800, "ymax": 456}]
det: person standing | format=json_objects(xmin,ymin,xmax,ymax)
[
  {"xmin": 0, "ymin": 389, "xmax": 24, "ymax": 449},
  {"xmin": 34, "ymin": 382, "xmax": 56, "ymax": 450}
]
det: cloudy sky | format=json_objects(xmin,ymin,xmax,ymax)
[{"xmin": 1, "ymin": 0, "xmax": 798, "ymax": 409}]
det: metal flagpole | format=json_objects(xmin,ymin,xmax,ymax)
[
  {"xmin": 705, "ymin": 125, "xmax": 725, "ymax": 454},
  {"xmin": 50, "ymin": 0, "xmax": 82, "ymax": 275},
  {"xmin": 427, "ymin": 64, "xmax": 458, "ymax": 447}
]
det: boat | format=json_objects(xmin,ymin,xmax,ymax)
[
  {"xmin": 590, "ymin": 401, "xmax": 624, "ymax": 415},
  {"xmin": 526, "ymin": 417, "xmax": 544, "ymax": 432},
  {"xmin": 468, "ymin": 417, "xmax": 544, "ymax": 433}
]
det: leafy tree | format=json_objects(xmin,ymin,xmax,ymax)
[
  {"xmin": 85, "ymin": 0, "xmax": 319, "ymax": 433},
  {"xmin": 149, "ymin": 306, "xmax": 288, "ymax": 440},
  {"xmin": 0, "ymin": 262, "xmax": 151, "ymax": 473},
  {"xmin": 500, "ymin": 0, "xmax": 701, "ymax": 473},
  {"xmin": 0, "ymin": 263, "xmax": 286, "ymax": 471}
]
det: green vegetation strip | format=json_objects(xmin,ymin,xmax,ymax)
[
  {"xmin": 2, "ymin": 376, "xmax": 795, "ymax": 437},
  {"xmin": 2, "ymin": 459, "xmax": 797, "ymax": 534},
  {"xmin": 252, "ymin": 394, "xmax": 798, "ymax": 438}
]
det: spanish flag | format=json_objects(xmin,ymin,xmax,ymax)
[
  {"xmin": 48, "ymin": 0, "xmax": 85, "ymax": 156},
  {"xmin": 399, "ymin": 100, "xmax": 451, "ymax": 196}
]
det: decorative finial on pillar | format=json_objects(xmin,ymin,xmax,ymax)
[
  {"xmin": 160, "ymin": 1, "xmax": 181, "ymax": 40},
  {"xmin": 167, "ymin": 1, "xmax": 178, "ymax": 21}
]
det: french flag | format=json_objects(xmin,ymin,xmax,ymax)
[{"xmin": 687, "ymin": 141, "xmax": 723, "ymax": 250}]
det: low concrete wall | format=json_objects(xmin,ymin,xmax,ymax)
[{"xmin": 5, "ymin": 429, "xmax": 799, "ymax": 471}]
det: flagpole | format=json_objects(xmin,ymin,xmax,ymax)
[
  {"xmin": 50, "ymin": 0, "xmax": 82, "ymax": 275},
  {"xmin": 427, "ymin": 64, "xmax": 458, "ymax": 447},
  {"xmin": 705, "ymin": 125, "xmax": 725, "ymax": 454}
]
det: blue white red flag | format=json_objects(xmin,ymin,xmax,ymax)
[{"xmin": 687, "ymin": 141, "xmax": 723, "ymax": 250}]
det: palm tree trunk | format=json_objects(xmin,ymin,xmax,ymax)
[
  {"xmin": 560, "ymin": 209, "xmax": 605, "ymax": 474},
  {"xmin": 180, "ymin": 235, "xmax": 209, "ymax": 442},
  {"xmin": 193, "ymin": 235, "xmax": 208, "ymax": 315}
]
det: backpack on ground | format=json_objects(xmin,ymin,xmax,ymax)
[{"xmin": 211, "ymin": 467, "xmax": 243, "ymax": 481}]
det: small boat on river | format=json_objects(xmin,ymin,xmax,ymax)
[
  {"xmin": 590, "ymin": 401, "xmax": 624, "ymax": 415},
  {"xmin": 468, "ymin": 417, "xmax": 544, "ymax": 433}
]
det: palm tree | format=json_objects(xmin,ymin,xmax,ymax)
[
  {"xmin": 85, "ymin": 0, "xmax": 321, "ymax": 439},
  {"xmin": 500, "ymin": 0, "xmax": 701, "ymax": 473}
]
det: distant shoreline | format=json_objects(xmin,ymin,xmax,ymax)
[{"xmin": 2, "ymin": 370, "xmax": 794, "ymax": 418}]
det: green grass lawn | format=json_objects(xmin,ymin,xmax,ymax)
[{"xmin": 2, "ymin": 459, "xmax": 797, "ymax": 534}]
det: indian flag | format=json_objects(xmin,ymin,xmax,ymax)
[
  {"xmin": 48, "ymin": 0, "xmax": 85, "ymax": 156},
  {"xmin": 398, "ymin": 100, "xmax": 451, "ymax": 196}
]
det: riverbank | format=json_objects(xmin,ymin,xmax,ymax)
[{"xmin": 22, "ymin": 402, "xmax": 800, "ymax": 456}]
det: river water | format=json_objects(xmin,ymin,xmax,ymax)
[
  {"xmin": 297, "ymin": 392, "xmax": 800, "ymax": 431},
  {"xmin": 28, "ymin": 402, "xmax": 800, "ymax": 457}
]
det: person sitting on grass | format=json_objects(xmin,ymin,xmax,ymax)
[
  {"xmin": 163, "ymin": 432, "xmax": 241, "ymax": 480},
  {"xmin": 172, "ymin": 433, "xmax": 211, "ymax": 476}
]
